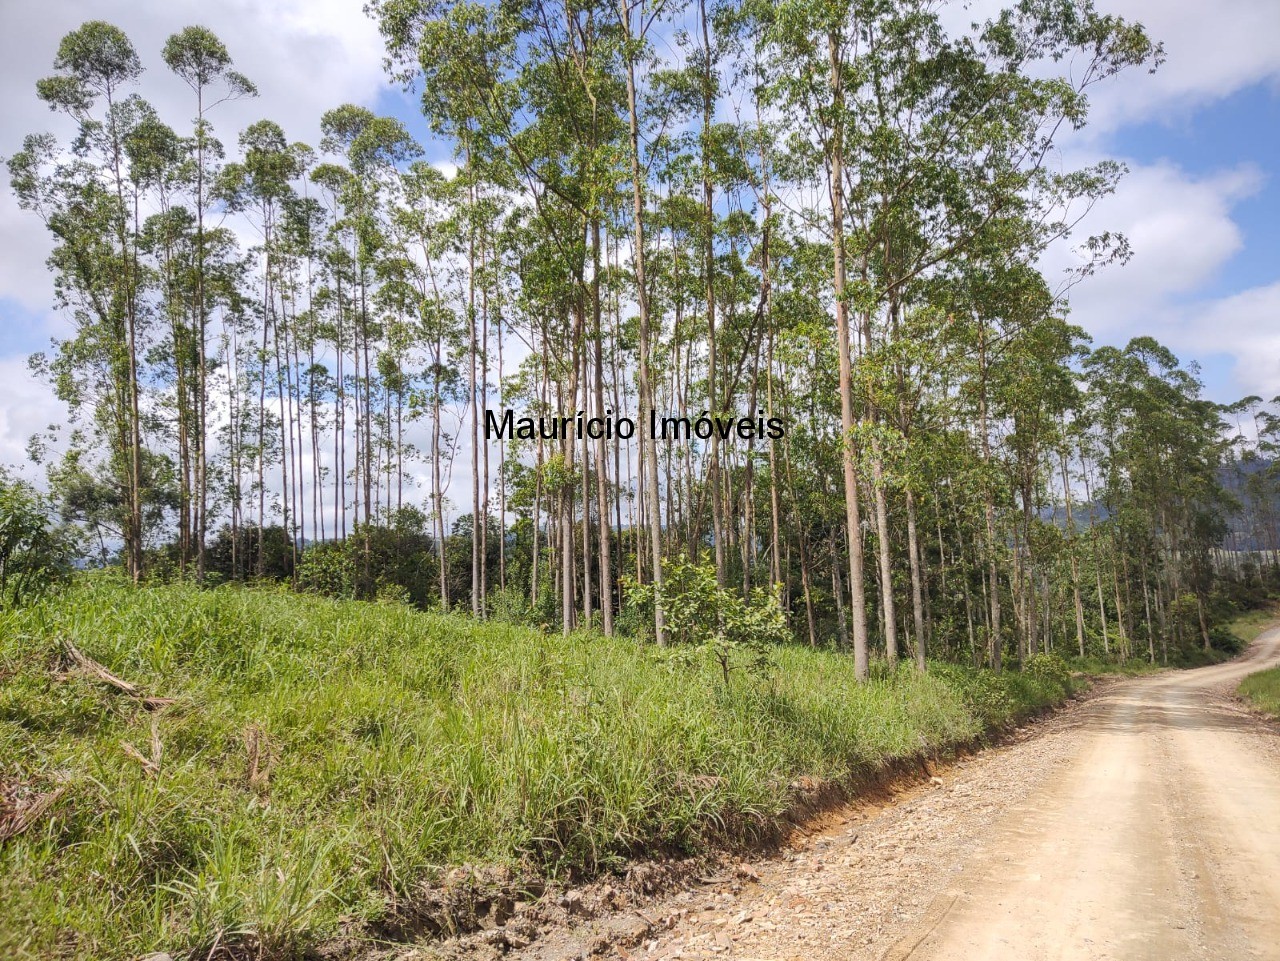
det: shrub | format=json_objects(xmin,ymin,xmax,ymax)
[
  {"xmin": 935, "ymin": 666, "xmax": 1014, "ymax": 727},
  {"xmin": 486, "ymin": 585, "xmax": 531, "ymax": 625},
  {"xmin": 1024, "ymin": 652, "xmax": 1070, "ymax": 689},
  {"xmin": 625, "ymin": 555, "xmax": 788, "ymax": 687},
  {"xmin": 0, "ymin": 470, "xmax": 77, "ymax": 608},
  {"xmin": 297, "ymin": 541, "xmax": 356, "ymax": 598}
]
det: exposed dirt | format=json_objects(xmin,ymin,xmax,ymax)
[{"xmin": 376, "ymin": 624, "xmax": 1280, "ymax": 961}]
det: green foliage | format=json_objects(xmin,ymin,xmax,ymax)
[
  {"xmin": 375, "ymin": 581, "xmax": 413, "ymax": 606},
  {"xmin": 0, "ymin": 579, "xmax": 1076, "ymax": 960},
  {"xmin": 296, "ymin": 540, "xmax": 356, "ymax": 598},
  {"xmin": 931, "ymin": 665, "xmax": 1013, "ymax": 727},
  {"xmin": 1223, "ymin": 604, "xmax": 1280, "ymax": 647},
  {"xmin": 625, "ymin": 556, "xmax": 788, "ymax": 686},
  {"xmin": 486, "ymin": 585, "xmax": 532, "ymax": 625},
  {"xmin": 931, "ymin": 660, "xmax": 1075, "ymax": 729},
  {"xmin": 292, "ymin": 514, "xmax": 456, "ymax": 608},
  {"xmin": 0, "ymin": 471, "xmax": 77, "ymax": 608},
  {"xmin": 1239, "ymin": 666, "xmax": 1280, "ymax": 719},
  {"xmin": 1023, "ymin": 653, "xmax": 1071, "ymax": 690}
]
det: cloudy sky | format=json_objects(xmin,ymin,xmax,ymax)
[{"xmin": 1, "ymin": 0, "xmax": 1279, "ymax": 479}]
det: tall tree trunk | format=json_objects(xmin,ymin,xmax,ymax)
[
  {"xmin": 592, "ymin": 221, "xmax": 614, "ymax": 634},
  {"xmin": 905, "ymin": 488, "xmax": 927, "ymax": 670},
  {"xmin": 700, "ymin": 0, "xmax": 726, "ymax": 589},
  {"xmin": 978, "ymin": 323, "xmax": 1002, "ymax": 670},
  {"xmin": 468, "ymin": 178, "xmax": 481, "ymax": 618},
  {"xmin": 580, "ymin": 328, "xmax": 592, "ymax": 628},
  {"xmin": 1059, "ymin": 447, "xmax": 1086, "ymax": 658},
  {"xmin": 195, "ymin": 83, "xmax": 209, "ymax": 584},
  {"xmin": 621, "ymin": 0, "xmax": 665, "ymax": 645},
  {"xmin": 828, "ymin": 30, "xmax": 870, "ymax": 679}
]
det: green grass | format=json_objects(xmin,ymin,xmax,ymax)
[
  {"xmin": 1226, "ymin": 606, "xmax": 1279, "ymax": 647},
  {"xmin": 1066, "ymin": 655, "xmax": 1164, "ymax": 677},
  {"xmin": 0, "ymin": 577, "xmax": 1075, "ymax": 960},
  {"xmin": 1239, "ymin": 668, "xmax": 1280, "ymax": 718},
  {"xmin": 1235, "ymin": 606, "xmax": 1280, "ymax": 719}
]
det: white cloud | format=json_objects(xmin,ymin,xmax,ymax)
[
  {"xmin": 1173, "ymin": 283, "xmax": 1280, "ymax": 401},
  {"xmin": 1087, "ymin": 0, "xmax": 1280, "ymax": 132},
  {"xmin": 1048, "ymin": 160, "xmax": 1262, "ymax": 336},
  {"xmin": 0, "ymin": 186, "xmax": 58, "ymax": 316},
  {"xmin": 943, "ymin": 0, "xmax": 1280, "ymax": 136},
  {"xmin": 1038, "ymin": 157, "xmax": 1279, "ymax": 401},
  {"xmin": 0, "ymin": 357, "xmax": 66, "ymax": 476}
]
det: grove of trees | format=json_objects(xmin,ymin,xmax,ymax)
[{"xmin": 8, "ymin": 2, "xmax": 1279, "ymax": 671}]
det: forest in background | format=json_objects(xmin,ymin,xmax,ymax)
[{"xmin": 6, "ymin": 0, "xmax": 1280, "ymax": 673}]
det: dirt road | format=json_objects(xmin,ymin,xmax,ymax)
[
  {"xmin": 487, "ymin": 625, "xmax": 1280, "ymax": 961},
  {"xmin": 891, "ymin": 624, "xmax": 1280, "ymax": 961}
]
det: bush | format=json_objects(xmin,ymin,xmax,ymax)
[
  {"xmin": 297, "ymin": 541, "xmax": 356, "ymax": 598},
  {"xmin": 936, "ymin": 666, "xmax": 1014, "ymax": 726},
  {"xmin": 0, "ymin": 470, "xmax": 77, "ymax": 608},
  {"xmin": 486, "ymin": 585, "xmax": 531, "ymax": 625},
  {"xmin": 624, "ymin": 555, "xmax": 788, "ymax": 687},
  {"xmin": 1024, "ymin": 652, "xmax": 1070, "ymax": 689},
  {"xmin": 375, "ymin": 582, "xmax": 412, "ymax": 606}
]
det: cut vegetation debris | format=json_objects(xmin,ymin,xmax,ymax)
[
  {"xmin": 58, "ymin": 638, "xmax": 177, "ymax": 710},
  {"xmin": 0, "ymin": 578, "xmax": 1077, "ymax": 960}
]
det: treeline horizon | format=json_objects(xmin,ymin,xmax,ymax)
[{"xmin": 8, "ymin": 1, "xmax": 1280, "ymax": 673}]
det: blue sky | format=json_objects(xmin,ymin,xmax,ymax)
[
  {"xmin": 1115, "ymin": 82, "xmax": 1280, "ymax": 297},
  {"xmin": 1100, "ymin": 80, "xmax": 1280, "ymax": 400},
  {"xmin": 1, "ymin": 0, "xmax": 1278, "ymax": 474}
]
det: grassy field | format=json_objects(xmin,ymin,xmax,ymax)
[
  {"xmin": 1239, "ymin": 668, "xmax": 1280, "ymax": 717},
  {"xmin": 1235, "ymin": 606, "xmax": 1280, "ymax": 718},
  {"xmin": 0, "ymin": 577, "xmax": 1076, "ymax": 960},
  {"xmin": 1226, "ymin": 606, "xmax": 1279, "ymax": 647}
]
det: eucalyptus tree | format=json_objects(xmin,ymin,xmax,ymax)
[
  {"xmin": 129, "ymin": 115, "xmax": 194, "ymax": 567},
  {"xmin": 994, "ymin": 314, "xmax": 1088, "ymax": 661},
  {"xmin": 756, "ymin": 0, "xmax": 1157, "ymax": 672},
  {"xmin": 375, "ymin": 0, "xmax": 507, "ymax": 617},
  {"xmin": 1243, "ymin": 398, "xmax": 1280, "ymax": 574},
  {"xmin": 12, "ymin": 21, "xmax": 151, "ymax": 579},
  {"xmin": 395, "ymin": 160, "xmax": 466, "ymax": 605},
  {"xmin": 218, "ymin": 120, "xmax": 303, "ymax": 570},
  {"xmin": 278, "ymin": 191, "xmax": 330, "ymax": 546},
  {"xmin": 376, "ymin": 0, "xmax": 632, "ymax": 633},
  {"xmin": 161, "ymin": 26, "xmax": 256, "ymax": 581},
  {"xmin": 614, "ymin": 0, "xmax": 671, "ymax": 643},
  {"xmin": 1085, "ymin": 339, "xmax": 1232, "ymax": 657},
  {"xmin": 1218, "ymin": 395, "xmax": 1280, "ymax": 581},
  {"xmin": 319, "ymin": 105, "xmax": 421, "ymax": 531}
]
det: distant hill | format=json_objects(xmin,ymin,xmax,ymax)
[{"xmin": 1220, "ymin": 457, "xmax": 1280, "ymax": 553}]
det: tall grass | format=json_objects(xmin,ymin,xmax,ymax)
[
  {"xmin": 1239, "ymin": 668, "xmax": 1280, "ymax": 718},
  {"xmin": 1237, "ymin": 603, "xmax": 1280, "ymax": 718},
  {"xmin": 0, "ymin": 576, "xmax": 1073, "ymax": 960},
  {"xmin": 1226, "ymin": 605, "xmax": 1279, "ymax": 647}
]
